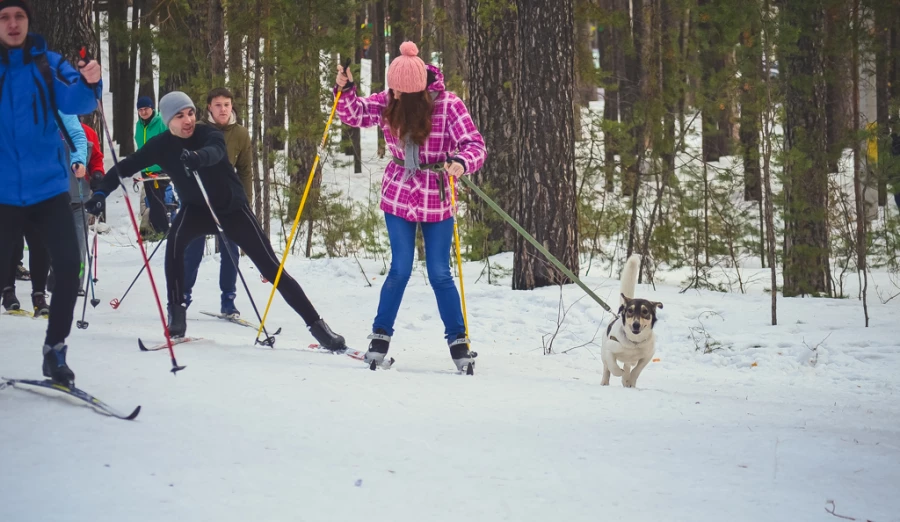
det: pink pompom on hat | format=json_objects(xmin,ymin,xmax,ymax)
[{"xmin": 387, "ymin": 41, "xmax": 427, "ymax": 94}]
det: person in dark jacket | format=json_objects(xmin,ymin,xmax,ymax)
[
  {"xmin": 0, "ymin": 0, "xmax": 103, "ymax": 385},
  {"xmin": 182, "ymin": 87, "xmax": 253, "ymax": 316},
  {"xmin": 134, "ymin": 95, "xmax": 170, "ymax": 235},
  {"xmin": 86, "ymin": 91, "xmax": 347, "ymax": 351}
]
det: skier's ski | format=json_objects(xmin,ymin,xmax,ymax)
[
  {"xmin": 138, "ymin": 336, "xmax": 204, "ymax": 352},
  {"xmin": 0, "ymin": 377, "xmax": 141, "ymax": 420},
  {"xmin": 199, "ymin": 311, "xmax": 281, "ymax": 338},
  {"xmin": 307, "ymin": 344, "xmax": 395, "ymax": 369},
  {"xmin": 3, "ymin": 309, "xmax": 48, "ymax": 320}
]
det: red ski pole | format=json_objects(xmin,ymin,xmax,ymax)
[{"xmin": 80, "ymin": 47, "xmax": 185, "ymax": 375}]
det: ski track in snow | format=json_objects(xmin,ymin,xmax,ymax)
[{"xmin": 1, "ymin": 58, "xmax": 899, "ymax": 522}]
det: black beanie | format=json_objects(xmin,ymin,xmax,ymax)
[{"xmin": 0, "ymin": 0, "xmax": 32, "ymax": 21}]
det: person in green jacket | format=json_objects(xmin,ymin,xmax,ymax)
[
  {"xmin": 134, "ymin": 95, "xmax": 170, "ymax": 235},
  {"xmin": 182, "ymin": 87, "xmax": 253, "ymax": 316}
]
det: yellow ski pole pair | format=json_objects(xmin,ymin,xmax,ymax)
[{"xmin": 254, "ymin": 64, "xmax": 348, "ymax": 345}]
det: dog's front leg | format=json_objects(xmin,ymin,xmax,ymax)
[
  {"xmin": 627, "ymin": 357, "xmax": 652, "ymax": 388},
  {"xmin": 622, "ymin": 364, "xmax": 634, "ymax": 388},
  {"xmin": 601, "ymin": 365, "xmax": 610, "ymax": 386},
  {"xmin": 602, "ymin": 350, "xmax": 624, "ymax": 376}
]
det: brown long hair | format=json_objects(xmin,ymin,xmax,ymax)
[{"xmin": 383, "ymin": 90, "xmax": 433, "ymax": 146}]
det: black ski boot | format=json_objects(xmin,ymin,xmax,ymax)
[
  {"xmin": 42, "ymin": 343, "xmax": 75, "ymax": 386},
  {"xmin": 2, "ymin": 286, "xmax": 20, "ymax": 311},
  {"xmin": 449, "ymin": 334, "xmax": 477, "ymax": 374},
  {"xmin": 32, "ymin": 292, "xmax": 49, "ymax": 317},
  {"xmin": 364, "ymin": 329, "xmax": 391, "ymax": 365},
  {"xmin": 308, "ymin": 319, "xmax": 346, "ymax": 351},
  {"xmin": 167, "ymin": 303, "xmax": 187, "ymax": 338}
]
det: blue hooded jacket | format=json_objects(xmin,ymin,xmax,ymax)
[{"xmin": 0, "ymin": 34, "xmax": 102, "ymax": 206}]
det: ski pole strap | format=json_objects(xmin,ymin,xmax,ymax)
[{"xmin": 456, "ymin": 176, "xmax": 614, "ymax": 314}]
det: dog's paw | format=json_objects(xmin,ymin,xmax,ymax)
[{"xmin": 622, "ymin": 380, "xmax": 634, "ymax": 388}]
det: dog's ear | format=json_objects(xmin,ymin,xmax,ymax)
[
  {"xmin": 620, "ymin": 293, "xmax": 632, "ymax": 305},
  {"xmin": 651, "ymin": 301, "xmax": 663, "ymax": 310}
]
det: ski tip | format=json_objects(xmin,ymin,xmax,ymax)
[
  {"xmin": 124, "ymin": 405, "xmax": 141, "ymax": 420},
  {"xmin": 138, "ymin": 339, "xmax": 149, "ymax": 351}
]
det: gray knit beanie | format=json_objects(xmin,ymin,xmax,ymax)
[{"xmin": 159, "ymin": 91, "xmax": 196, "ymax": 127}]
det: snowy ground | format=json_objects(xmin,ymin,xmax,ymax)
[
  {"xmin": 2, "ymin": 185, "xmax": 899, "ymax": 521},
  {"xmin": 3, "ymin": 54, "xmax": 900, "ymax": 522}
]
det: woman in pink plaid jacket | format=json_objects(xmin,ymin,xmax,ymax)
[{"xmin": 335, "ymin": 41, "xmax": 487, "ymax": 371}]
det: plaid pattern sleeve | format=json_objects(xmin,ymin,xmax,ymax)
[
  {"xmin": 336, "ymin": 86, "xmax": 389, "ymax": 129},
  {"xmin": 445, "ymin": 94, "xmax": 486, "ymax": 175}
]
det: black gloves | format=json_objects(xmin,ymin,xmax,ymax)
[
  {"xmin": 84, "ymin": 192, "xmax": 106, "ymax": 216},
  {"xmin": 89, "ymin": 171, "xmax": 104, "ymax": 191},
  {"xmin": 180, "ymin": 149, "xmax": 202, "ymax": 169}
]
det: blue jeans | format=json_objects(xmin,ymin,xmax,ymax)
[
  {"xmin": 183, "ymin": 235, "xmax": 239, "ymax": 297},
  {"xmin": 374, "ymin": 213, "xmax": 465, "ymax": 341}
]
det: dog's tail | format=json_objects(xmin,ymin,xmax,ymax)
[{"xmin": 619, "ymin": 254, "xmax": 641, "ymax": 302}]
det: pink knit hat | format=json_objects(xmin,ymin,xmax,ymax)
[{"xmin": 387, "ymin": 41, "xmax": 426, "ymax": 94}]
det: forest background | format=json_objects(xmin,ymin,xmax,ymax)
[{"xmin": 29, "ymin": 0, "xmax": 900, "ymax": 326}]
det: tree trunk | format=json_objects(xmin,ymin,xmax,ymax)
[
  {"xmin": 574, "ymin": 2, "xmax": 597, "ymax": 141},
  {"xmin": 372, "ymin": 0, "xmax": 387, "ymax": 156},
  {"xmin": 513, "ymin": 0, "xmax": 578, "ymax": 290},
  {"xmin": 251, "ymin": 0, "xmax": 263, "ymax": 220},
  {"xmin": 619, "ymin": 0, "xmax": 643, "ymax": 198},
  {"xmin": 697, "ymin": 0, "xmax": 721, "ymax": 163},
  {"xmin": 466, "ymin": 0, "xmax": 519, "ymax": 254},
  {"xmin": 874, "ymin": 0, "xmax": 890, "ymax": 207},
  {"xmin": 779, "ymin": 0, "xmax": 830, "ymax": 297},
  {"xmin": 226, "ymin": 0, "xmax": 246, "ymax": 123},
  {"xmin": 208, "ymin": 0, "xmax": 226, "ymax": 83},
  {"xmin": 262, "ymin": 0, "xmax": 274, "ymax": 236},
  {"xmin": 739, "ymin": 10, "xmax": 762, "ymax": 201},
  {"xmin": 136, "ymin": 0, "xmax": 155, "ymax": 101},
  {"xmin": 598, "ymin": 0, "xmax": 620, "ymax": 193}
]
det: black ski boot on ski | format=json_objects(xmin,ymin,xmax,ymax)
[
  {"xmin": 32, "ymin": 292, "xmax": 49, "ymax": 317},
  {"xmin": 449, "ymin": 334, "xmax": 477, "ymax": 375},
  {"xmin": 42, "ymin": 342, "xmax": 75, "ymax": 386},
  {"xmin": 308, "ymin": 319, "xmax": 346, "ymax": 352},
  {"xmin": 167, "ymin": 303, "xmax": 187, "ymax": 338},
  {"xmin": 2, "ymin": 287, "xmax": 20, "ymax": 311},
  {"xmin": 364, "ymin": 329, "xmax": 391, "ymax": 366}
]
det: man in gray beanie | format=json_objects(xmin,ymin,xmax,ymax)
[{"xmin": 86, "ymin": 92, "xmax": 348, "ymax": 351}]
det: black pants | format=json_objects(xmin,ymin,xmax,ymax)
[
  {"xmin": 0, "ymin": 194, "xmax": 80, "ymax": 346},
  {"xmin": 6, "ymin": 224, "xmax": 50, "ymax": 294},
  {"xmin": 146, "ymin": 177, "xmax": 171, "ymax": 234},
  {"xmin": 166, "ymin": 203, "xmax": 321, "ymax": 325}
]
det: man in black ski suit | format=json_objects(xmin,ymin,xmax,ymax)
[{"xmin": 86, "ymin": 91, "xmax": 347, "ymax": 350}]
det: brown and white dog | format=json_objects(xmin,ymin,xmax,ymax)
[{"xmin": 601, "ymin": 255, "xmax": 662, "ymax": 388}]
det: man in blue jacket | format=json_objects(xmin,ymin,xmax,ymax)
[{"xmin": 0, "ymin": 0, "xmax": 102, "ymax": 385}]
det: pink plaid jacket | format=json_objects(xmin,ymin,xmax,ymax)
[{"xmin": 336, "ymin": 65, "xmax": 487, "ymax": 222}]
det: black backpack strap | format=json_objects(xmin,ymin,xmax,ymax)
[{"xmin": 34, "ymin": 52, "xmax": 76, "ymax": 153}]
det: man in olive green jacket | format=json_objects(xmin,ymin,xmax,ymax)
[
  {"xmin": 134, "ymin": 96, "xmax": 171, "ymax": 235},
  {"xmin": 182, "ymin": 87, "xmax": 254, "ymax": 316}
]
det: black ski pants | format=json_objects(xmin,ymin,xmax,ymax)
[
  {"xmin": 0, "ymin": 193, "xmax": 80, "ymax": 346},
  {"xmin": 166, "ymin": 203, "xmax": 321, "ymax": 326}
]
